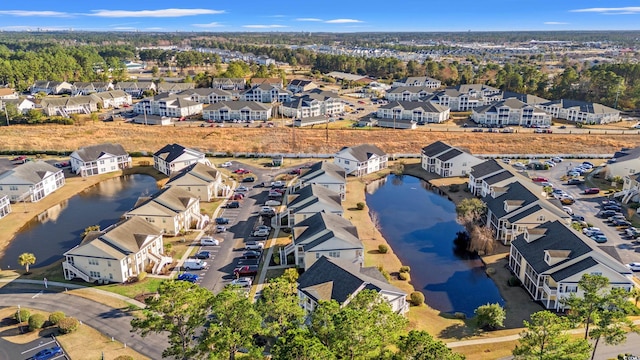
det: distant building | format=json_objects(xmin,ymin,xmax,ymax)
[
  {"xmin": 392, "ymin": 76, "xmax": 441, "ymax": 89},
  {"xmin": 91, "ymin": 90, "xmax": 132, "ymax": 109},
  {"xmin": 280, "ymin": 89, "xmax": 343, "ymax": 118},
  {"xmin": 385, "ymin": 86, "xmax": 433, "ymax": 102},
  {"xmin": 430, "ymin": 84, "xmax": 502, "ymax": 111},
  {"xmin": 30, "ymin": 81, "xmax": 72, "ymax": 95},
  {"xmin": 156, "ymin": 82, "xmax": 195, "ymax": 95},
  {"xmin": 421, "ymin": 141, "xmax": 484, "ymax": 177},
  {"xmin": 0, "ymin": 88, "xmax": 19, "ymax": 100},
  {"xmin": 202, "ymin": 101, "xmax": 272, "ymax": 122},
  {"xmin": 472, "ymin": 98, "xmax": 552, "ymax": 127},
  {"xmin": 211, "ymin": 78, "xmax": 246, "ymax": 91},
  {"xmin": 250, "ymin": 77, "xmax": 283, "ymax": 89},
  {"xmin": 287, "ymin": 79, "xmax": 318, "ymax": 94},
  {"xmin": 40, "ymin": 96, "xmax": 99, "ymax": 117},
  {"xmin": 377, "ymin": 101, "xmax": 450, "ymax": 124},
  {"xmin": 334, "ymin": 144, "xmax": 388, "ymax": 177},
  {"xmin": 72, "ymin": 82, "xmax": 113, "ymax": 96},
  {"xmin": 153, "ymin": 143, "xmax": 210, "ymax": 177},
  {"xmin": 133, "ymin": 93, "xmax": 203, "ymax": 118},
  {"xmin": 115, "ymin": 81, "xmax": 156, "ymax": 98},
  {"xmin": 241, "ymin": 84, "xmax": 291, "ymax": 103},
  {"xmin": 70, "ymin": 143, "xmax": 132, "ymax": 177},
  {"xmin": 537, "ymin": 99, "xmax": 620, "ymax": 124},
  {"xmin": 179, "ymin": 88, "xmax": 233, "ymax": 104}
]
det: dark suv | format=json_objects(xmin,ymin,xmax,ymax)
[{"xmin": 227, "ymin": 201, "xmax": 240, "ymax": 208}]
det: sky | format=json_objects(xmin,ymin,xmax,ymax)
[{"xmin": 0, "ymin": 1, "xmax": 639, "ymax": 32}]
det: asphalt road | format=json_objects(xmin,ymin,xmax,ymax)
[
  {"xmin": 516, "ymin": 159, "xmax": 640, "ymax": 267},
  {"xmin": 0, "ymin": 285, "xmax": 166, "ymax": 359}
]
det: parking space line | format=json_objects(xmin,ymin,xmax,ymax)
[{"xmin": 21, "ymin": 339, "xmax": 56, "ymax": 354}]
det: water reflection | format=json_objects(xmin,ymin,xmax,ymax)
[
  {"xmin": 1, "ymin": 175, "xmax": 158, "ymax": 269},
  {"xmin": 365, "ymin": 174, "xmax": 504, "ymax": 316}
]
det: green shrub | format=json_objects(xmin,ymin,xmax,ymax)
[
  {"xmin": 49, "ymin": 311, "xmax": 65, "ymax": 325},
  {"xmin": 14, "ymin": 308, "xmax": 30, "ymax": 323},
  {"xmin": 449, "ymin": 184, "xmax": 460, "ymax": 192},
  {"xmin": 454, "ymin": 312, "xmax": 467, "ymax": 320},
  {"xmin": 399, "ymin": 266, "xmax": 411, "ymax": 273},
  {"xmin": 378, "ymin": 244, "xmax": 389, "ymax": 254},
  {"xmin": 58, "ymin": 317, "xmax": 80, "ymax": 334},
  {"xmin": 398, "ymin": 272, "xmax": 409, "ymax": 281},
  {"xmin": 28, "ymin": 314, "xmax": 46, "ymax": 331},
  {"xmin": 485, "ymin": 268, "xmax": 496, "ymax": 276},
  {"xmin": 356, "ymin": 202, "xmax": 365, "ymax": 210},
  {"xmin": 410, "ymin": 291, "xmax": 425, "ymax": 306},
  {"xmin": 137, "ymin": 271, "xmax": 147, "ymax": 282},
  {"xmin": 377, "ymin": 266, "xmax": 391, "ymax": 281}
]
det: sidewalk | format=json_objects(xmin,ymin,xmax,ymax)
[{"xmin": 0, "ymin": 278, "xmax": 146, "ymax": 308}]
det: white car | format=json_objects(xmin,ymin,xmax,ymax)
[
  {"xmin": 540, "ymin": 182, "xmax": 554, "ymax": 188},
  {"xmin": 235, "ymin": 186, "xmax": 249, "ymax": 192},
  {"xmin": 259, "ymin": 206, "xmax": 276, "ymax": 215},
  {"xmin": 245, "ymin": 241, "xmax": 265, "ymax": 250},
  {"xmin": 582, "ymin": 227, "xmax": 601, "ymax": 235},
  {"xmin": 551, "ymin": 157, "xmax": 563, "ymax": 163},
  {"xmin": 252, "ymin": 228, "xmax": 270, "ymax": 237},
  {"xmin": 220, "ymin": 161, "xmax": 233, "ymax": 167},
  {"xmin": 265, "ymin": 200, "xmax": 281, "ymax": 206},
  {"xmin": 544, "ymin": 161, "xmax": 555, "ymax": 167},
  {"xmin": 200, "ymin": 236, "xmax": 220, "ymax": 246},
  {"xmin": 626, "ymin": 262, "xmax": 640, "ymax": 271},
  {"xmin": 230, "ymin": 277, "xmax": 253, "ymax": 287},
  {"xmin": 562, "ymin": 206, "xmax": 573, "ymax": 215},
  {"xmin": 513, "ymin": 162, "xmax": 525, "ymax": 168},
  {"xmin": 501, "ymin": 158, "xmax": 511, "ymax": 164}
]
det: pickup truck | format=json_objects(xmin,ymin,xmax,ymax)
[{"xmin": 234, "ymin": 265, "xmax": 259, "ymax": 277}]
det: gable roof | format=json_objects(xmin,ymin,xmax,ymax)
[
  {"xmin": 422, "ymin": 141, "xmax": 454, "ymax": 157},
  {"xmin": 512, "ymin": 221, "xmax": 592, "ymax": 274},
  {"xmin": 157, "ymin": 82, "xmax": 195, "ymax": 93},
  {"xmin": 502, "ymin": 91, "xmax": 549, "ymax": 104},
  {"xmin": 293, "ymin": 212, "xmax": 361, "ymax": 252},
  {"xmin": 298, "ymin": 256, "xmax": 405, "ymax": 304},
  {"xmin": 540, "ymin": 99, "xmax": 619, "ymax": 114},
  {"xmin": 470, "ymin": 159, "xmax": 504, "ymax": 178},
  {"xmin": 127, "ymin": 186, "xmax": 197, "ymax": 217},
  {"xmin": 437, "ymin": 148, "xmax": 463, "ymax": 162},
  {"xmin": 91, "ymin": 90, "xmax": 129, "ymax": 101},
  {"xmin": 204, "ymin": 101, "xmax": 271, "ymax": 111},
  {"xmin": 483, "ymin": 170, "xmax": 515, "ymax": 185},
  {"xmin": 179, "ymin": 88, "xmax": 232, "ymax": 97},
  {"xmin": 300, "ymin": 161, "xmax": 346, "ymax": 183},
  {"xmin": 380, "ymin": 101, "xmax": 448, "ymax": 113},
  {"xmin": 387, "ymin": 86, "xmax": 434, "ymax": 94},
  {"xmin": 549, "ymin": 257, "xmax": 599, "ymax": 282},
  {"xmin": 115, "ymin": 81, "xmax": 154, "ymax": 90},
  {"xmin": 153, "ymin": 143, "xmax": 203, "ymax": 163},
  {"xmin": 0, "ymin": 161, "xmax": 61, "ymax": 185},
  {"xmin": 288, "ymin": 184, "xmax": 342, "ymax": 211},
  {"xmin": 72, "ymin": 143, "xmax": 128, "ymax": 162},
  {"xmin": 482, "ymin": 181, "xmax": 539, "ymax": 219},
  {"xmin": 612, "ymin": 147, "xmax": 640, "ymax": 162},
  {"xmin": 41, "ymin": 95, "xmax": 98, "ymax": 108},
  {"xmin": 337, "ymin": 144, "xmax": 386, "ymax": 162},
  {"xmin": 167, "ymin": 162, "xmax": 219, "ymax": 185}
]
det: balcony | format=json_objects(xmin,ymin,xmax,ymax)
[{"xmin": 543, "ymin": 282, "xmax": 557, "ymax": 296}]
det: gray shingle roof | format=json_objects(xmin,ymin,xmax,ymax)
[
  {"xmin": 41, "ymin": 95, "xmax": 98, "ymax": 108},
  {"xmin": 470, "ymin": 159, "xmax": 503, "ymax": 178},
  {"xmin": 511, "ymin": 221, "xmax": 592, "ymax": 274},
  {"xmin": 502, "ymin": 91, "xmax": 549, "ymax": 104},
  {"xmin": 541, "ymin": 99, "xmax": 618, "ymax": 114},
  {"xmin": 387, "ymin": 86, "xmax": 433, "ymax": 94},
  {"xmin": 204, "ymin": 101, "xmax": 271, "ymax": 111},
  {"xmin": 293, "ymin": 212, "xmax": 361, "ymax": 252},
  {"xmin": 437, "ymin": 148, "xmax": 463, "ymax": 162},
  {"xmin": 380, "ymin": 101, "xmax": 448, "ymax": 113},
  {"xmin": 300, "ymin": 161, "xmax": 346, "ymax": 183},
  {"xmin": 338, "ymin": 144, "xmax": 386, "ymax": 162},
  {"xmin": 504, "ymin": 204, "xmax": 543, "ymax": 223},
  {"xmin": 179, "ymin": 88, "xmax": 231, "ymax": 97},
  {"xmin": 422, "ymin": 141, "xmax": 453, "ymax": 157},
  {"xmin": 0, "ymin": 161, "xmax": 61, "ymax": 185},
  {"xmin": 483, "ymin": 170, "xmax": 514, "ymax": 185},
  {"xmin": 549, "ymin": 257, "xmax": 598, "ymax": 282},
  {"xmin": 482, "ymin": 181, "xmax": 539, "ymax": 219},
  {"xmin": 612, "ymin": 147, "xmax": 640, "ymax": 162},
  {"xmin": 297, "ymin": 256, "xmax": 405, "ymax": 304},
  {"xmin": 288, "ymin": 184, "xmax": 342, "ymax": 210},
  {"xmin": 153, "ymin": 143, "xmax": 202, "ymax": 163},
  {"xmin": 73, "ymin": 143, "xmax": 128, "ymax": 162}
]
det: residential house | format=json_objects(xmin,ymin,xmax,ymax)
[
  {"xmin": 604, "ymin": 147, "xmax": 640, "ymax": 181},
  {"xmin": 124, "ymin": 186, "xmax": 202, "ymax": 236},
  {"xmin": 131, "ymin": 114, "xmax": 173, "ymax": 126},
  {"xmin": 281, "ymin": 212, "xmax": 364, "ymax": 270},
  {"xmin": 392, "ymin": 76, "xmax": 441, "ymax": 89},
  {"xmin": 621, "ymin": 172, "xmax": 640, "ymax": 204},
  {"xmin": 91, "ymin": 90, "xmax": 132, "ymax": 109},
  {"xmin": 430, "ymin": 84, "xmax": 502, "ymax": 111},
  {"xmin": 211, "ymin": 78, "xmax": 246, "ymax": 91},
  {"xmin": 256, "ymin": 56, "xmax": 276, "ymax": 66},
  {"xmin": 421, "ymin": 141, "xmax": 484, "ymax": 177},
  {"xmin": 284, "ymin": 185, "xmax": 343, "ymax": 227},
  {"xmin": 133, "ymin": 93, "xmax": 203, "ymax": 118},
  {"xmin": 202, "ymin": 101, "xmax": 272, "ymax": 122},
  {"xmin": 287, "ymin": 79, "xmax": 318, "ymax": 94},
  {"xmin": 153, "ymin": 143, "xmax": 210, "ymax": 176},
  {"xmin": 297, "ymin": 256, "xmax": 408, "ymax": 314},
  {"xmin": 509, "ymin": 221, "xmax": 634, "ymax": 310},
  {"xmin": 30, "ymin": 81, "xmax": 73, "ymax": 95},
  {"xmin": 472, "ymin": 98, "xmax": 552, "ymax": 127},
  {"xmin": 165, "ymin": 162, "xmax": 227, "ymax": 201},
  {"xmin": 115, "ymin": 81, "xmax": 156, "ymax": 98},
  {"xmin": 294, "ymin": 161, "xmax": 347, "ymax": 200},
  {"xmin": 0, "ymin": 195, "xmax": 11, "ymax": 219},
  {"xmin": 241, "ymin": 83, "xmax": 292, "ymax": 103},
  {"xmin": 250, "ymin": 77, "xmax": 283, "ymax": 89},
  {"xmin": 179, "ymin": 88, "xmax": 233, "ymax": 104},
  {"xmin": 0, "ymin": 161, "xmax": 65, "ymax": 202},
  {"xmin": 377, "ymin": 101, "xmax": 450, "ymax": 124},
  {"xmin": 537, "ymin": 99, "xmax": 620, "ymax": 124},
  {"xmin": 156, "ymin": 82, "xmax": 195, "ymax": 94},
  {"xmin": 40, "ymin": 96, "xmax": 99, "ymax": 117},
  {"xmin": 483, "ymin": 180, "xmax": 569, "ymax": 244},
  {"xmin": 334, "ymin": 144, "xmax": 388, "ymax": 177},
  {"xmin": 0, "ymin": 88, "xmax": 19, "ymax": 100},
  {"xmin": 468, "ymin": 159, "xmax": 508, "ymax": 196},
  {"xmin": 69, "ymin": 143, "xmax": 132, "ymax": 177},
  {"xmin": 280, "ymin": 89, "xmax": 344, "ymax": 118},
  {"xmin": 293, "ymin": 116, "xmax": 331, "ymax": 127},
  {"xmin": 71, "ymin": 82, "xmax": 113, "ymax": 96},
  {"xmin": 0, "ymin": 98, "xmax": 36, "ymax": 114},
  {"xmin": 62, "ymin": 217, "xmax": 171, "ymax": 283},
  {"xmin": 385, "ymin": 86, "xmax": 433, "ymax": 102}
]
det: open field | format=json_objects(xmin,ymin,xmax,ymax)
[{"xmin": 1, "ymin": 123, "xmax": 639, "ymax": 155}]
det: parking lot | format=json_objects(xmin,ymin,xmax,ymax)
[
  {"xmin": 4, "ymin": 334, "xmax": 69, "ymax": 360},
  {"xmin": 518, "ymin": 159, "xmax": 640, "ymax": 269}
]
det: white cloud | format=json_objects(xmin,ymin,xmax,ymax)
[
  {"xmin": 544, "ymin": 21, "xmax": 569, "ymax": 25},
  {"xmin": 0, "ymin": 10, "xmax": 70, "ymax": 17},
  {"xmin": 88, "ymin": 8, "xmax": 224, "ymax": 18},
  {"xmin": 296, "ymin": 17, "xmax": 322, "ymax": 22},
  {"xmin": 325, "ymin": 18, "xmax": 363, "ymax": 24},
  {"xmin": 242, "ymin": 24, "xmax": 288, "ymax": 28},
  {"xmin": 570, "ymin": 7, "xmax": 640, "ymax": 14},
  {"xmin": 145, "ymin": 27, "xmax": 164, "ymax": 31},
  {"xmin": 192, "ymin": 22, "xmax": 224, "ymax": 28}
]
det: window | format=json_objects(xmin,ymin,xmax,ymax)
[
  {"xmin": 328, "ymin": 251, "xmax": 340, "ymax": 258},
  {"xmin": 565, "ymin": 285, "xmax": 578, "ymax": 293},
  {"xmin": 590, "ymin": 272, "xmax": 602, "ymax": 276},
  {"xmin": 88, "ymin": 259, "xmax": 99, "ymax": 266},
  {"xmin": 109, "ymin": 273, "xmax": 113, "ymax": 280},
  {"xmin": 90, "ymin": 271, "xmax": 101, "ymax": 278},
  {"xmin": 107, "ymin": 261, "xmax": 111, "ymax": 267},
  {"xmin": 344, "ymin": 160, "xmax": 350, "ymax": 165},
  {"xmin": 537, "ymin": 215, "xmax": 545, "ymax": 222},
  {"xmin": 316, "ymin": 253, "xmax": 321, "ymax": 259}
]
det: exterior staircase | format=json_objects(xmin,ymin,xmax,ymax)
[
  {"xmin": 623, "ymin": 188, "xmax": 639, "ymax": 204},
  {"xmin": 62, "ymin": 261, "xmax": 92, "ymax": 282},
  {"xmin": 148, "ymin": 252, "xmax": 173, "ymax": 275},
  {"xmin": 280, "ymin": 242, "xmax": 296, "ymax": 266}
]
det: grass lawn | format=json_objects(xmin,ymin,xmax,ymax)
[
  {"xmin": 453, "ymin": 340, "xmax": 518, "ymax": 360},
  {"xmin": 100, "ymin": 278, "xmax": 164, "ymax": 299},
  {"xmin": 0, "ymin": 307, "xmax": 148, "ymax": 360}
]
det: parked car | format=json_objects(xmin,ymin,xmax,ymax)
[
  {"xmin": 562, "ymin": 206, "xmax": 573, "ymax": 215},
  {"xmin": 611, "ymin": 218, "xmax": 631, "ymax": 227},
  {"xmin": 233, "ymin": 168, "xmax": 251, "ymax": 174},
  {"xmin": 195, "ymin": 251, "xmax": 211, "ymax": 259},
  {"xmin": 625, "ymin": 227, "xmax": 640, "ymax": 238},
  {"xmin": 584, "ymin": 188, "xmax": 600, "ymax": 195},
  {"xmin": 215, "ymin": 225, "xmax": 226, "ymax": 233},
  {"xmin": 544, "ymin": 161, "xmax": 556, "ymax": 167},
  {"xmin": 234, "ymin": 265, "xmax": 259, "ymax": 277},
  {"xmin": 231, "ymin": 193, "xmax": 245, "ymax": 200},
  {"xmin": 602, "ymin": 199, "xmax": 620, "ymax": 206},
  {"xmin": 255, "ymin": 225, "xmax": 271, "ymax": 231},
  {"xmin": 289, "ymin": 168, "xmax": 301, "ymax": 175},
  {"xmin": 33, "ymin": 346, "xmax": 63, "ymax": 360},
  {"xmin": 567, "ymin": 178, "xmax": 585, "ymax": 185},
  {"xmin": 177, "ymin": 273, "xmax": 199, "ymax": 283},
  {"xmin": 540, "ymin": 182, "xmax": 554, "ymax": 188},
  {"xmin": 582, "ymin": 161, "xmax": 594, "ymax": 167},
  {"xmin": 229, "ymin": 277, "xmax": 253, "ymax": 288},
  {"xmin": 265, "ymin": 199, "xmax": 281, "ymax": 206},
  {"xmin": 242, "ymin": 176, "xmax": 255, "ymax": 183},
  {"xmin": 242, "ymin": 250, "xmax": 262, "ymax": 259},
  {"xmin": 215, "ymin": 217, "xmax": 230, "ymax": 225},
  {"xmin": 183, "ymin": 259, "xmax": 207, "ymax": 270},
  {"xmin": 245, "ymin": 241, "xmax": 265, "ymax": 250},
  {"xmin": 603, "ymin": 205, "xmax": 622, "ymax": 212},
  {"xmin": 571, "ymin": 215, "xmax": 585, "ymax": 222},
  {"xmin": 268, "ymin": 191, "xmax": 282, "ymax": 198},
  {"xmin": 590, "ymin": 234, "xmax": 608, "ymax": 243},
  {"xmin": 551, "ymin": 157, "xmax": 563, "ymax": 163},
  {"xmin": 200, "ymin": 236, "xmax": 220, "ymax": 246},
  {"xmin": 567, "ymin": 171, "xmax": 581, "ymax": 177},
  {"xmin": 259, "ymin": 206, "xmax": 276, "ymax": 216},
  {"xmin": 582, "ymin": 227, "xmax": 601, "ymax": 235},
  {"xmin": 252, "ymin": 228, "xmax": 270, "ymax": 237},
  {"xmin": 626, "ymin": 262, "xmax": 640, "ymax": 272},
  {"xmin": 271, "ymin": 180, "xmax": 286, "ymax": 188},
  {"xmin": 220, "ymin": 161, "xmax": 233, "ymax": 167},
  {"xmin": 532, "ymin": 177, "xmax": 548, "ymax": 182},
  {"xmin": 226, "ymin": 201, "xmax": 240, "ymax": 208},
  {"xmin": 235, "ymin": 186, "xmax": 249, "ymax": 192},
  {"xmin": 560, "ymin": 198, "xmax": 575, "ymax": 205}
]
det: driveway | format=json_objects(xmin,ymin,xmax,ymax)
[
  {"xmin": 0, "ymin": 284, "xmax": 165, "ymax": 359},
  {"xmin": 521, "ymin": 159, "xmax": 640, "ymax": 267}
]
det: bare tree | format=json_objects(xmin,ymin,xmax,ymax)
[
  {"xmin": 370, "ymin": 210, "xmax": 381, "ymax": 240},
  {"xmin": 469, "ymin": 225, "xmax": 495, "ymax": 254}
]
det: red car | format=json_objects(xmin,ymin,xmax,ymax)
[
  {"xmin": 231, "ymin": 193, "xmax": 245, "ymax": 200},
  {"xmin": 233, "ymin": 168, "xmax": 252, "ymax": 175},
  {"xmin": 234, "ymin": 265, "xmax": 259, "ymax": 277},
  {"xmin": 532, "ymin": 177, "xmax": 548, "ymax": 182},
  {"xmin": 584, "ymin": 188, "xmax": 600, "ymax": 194}
]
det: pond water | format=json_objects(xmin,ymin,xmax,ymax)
[
  {"xmin": 365, "ymin": 174, "xmax": 504, "ymax": 316},
  {"xmin": 1, "ymin": 174, "xmax": 158, "ymax": 269}
]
